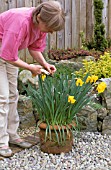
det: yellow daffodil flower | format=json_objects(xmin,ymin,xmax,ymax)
[
  {"xmin": 76, "ymin": 78, "xmax": 84, "ymax": 86},
  {"xmin": 90, "ymin": 75, "xmax": 98, "ymax": 83},
  {"xmin": 68, "ymin": 96, "xmax": 76, "ymax": 104},
  {"xmin": 86, "ymin": 75, "xmax": 98, "ymax": 83},
  {"xmin": 41, "ymin": 74, "xmax": 46, "ymax": 81},
  {"xmin": 96, "ymin": 82, "xmax": 107, "ymax": 93},
  {"xmin": 86, "ymin": 76, "xmax": 91, "ymax": 83}
]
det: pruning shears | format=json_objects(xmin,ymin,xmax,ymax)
[
  {"xmin": 32, "ymin": 68, "xmax": 52, "ymax": 77},
  {"xmin": 41, "ymin": 68, "xmax": 50, "ymax": 75}
]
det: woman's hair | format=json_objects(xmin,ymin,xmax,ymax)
[{"xmin": 32, "ymin": 1, "xmax": 65, "ymax": 31}]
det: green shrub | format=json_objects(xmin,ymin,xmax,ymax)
[
  {"xmin": 81, "ymin": 0, "xmax": 109, "ymax": 52},
  {"xmin": 75, "ymin": 52, "xmax": 111, "ymax": 79}
]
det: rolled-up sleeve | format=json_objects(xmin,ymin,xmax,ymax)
[{"xmin": 28, "ymin": 32, "xmax": 47, "ymax": 52}]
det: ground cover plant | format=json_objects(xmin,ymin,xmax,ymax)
[{"xmin": 75, "ymin": 52, "xmax": 111, "ymax": 79}]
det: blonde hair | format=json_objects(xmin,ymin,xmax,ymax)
[{"xmin": 32, "ymin": 1, "xmax": 65, "ymax": 31}]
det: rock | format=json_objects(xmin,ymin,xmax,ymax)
[
  {"xmin": 19, "ymin": 70, "xmax": 33, "ymax": 84},
  {"xmin": 18, "ymin": 70, "xmax": 39, "ymax": 94},
  {"xmin": 100, "ymin": 78, "xmax": 111, "ymax": 110},
  {"xmin": 97, "ymin": 121, "xmax": 103, "ymax": 132},
  {"xmin": 97, "ymin": 108, "xmax": 108, "ymax": 120},
  {"xmin": 78, "ymin": 105, "xmax": 98, "ymax": 132},
  {"xmin": 84, "ymin": 55, "xmax": 95, "ymax": 61},
  {"xmin": 55, "ymin": 60, "xmax": 83, "ymax": 71},
  {"xmin": 102, "ymin": 115, "xmax": 111, "ymax": 135},
  {"xmin": 18, "ymin": 95, "xmax": 36, "ymax": 129}
]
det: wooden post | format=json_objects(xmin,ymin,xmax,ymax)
[
  {"xmin": 72, "ymin": 0, "xmax": 80, "ymax": 49},
  {"xmin": 57, "ymin": 0, "xmax": 65, "ymax": 49},
  {"xmin": 0, "ymin": 0, "xmax": 8, "ymax": 12},
  {"xmin": 17, "ymin": 0, "xmax": 25, "ymax": 7},
  {"xmin": 102, "ymin": 0, "xmax": 108, "ymax": 38},
  {"xmin": 80, "ymin": 0, "xmax": 86, "ymax": 48},
  {"xmin": 108, "ymin": 0, "xmax": 111, "ymax": 38},
  {"xmin": 33, "ymin": 0, "xmax": 40, "ymax": 7},
  {"xmin": 8, "ymin": 0, "xmax": 17, "ymax": 9},
  {"xmin": 86, "ymin": 0, "xmax": 94, "ymax": 41},
  {"xmin": 25, "ymin": 0, "xmax": 33, "ymax": 7},
  {"xmin": 64, "ymin": 0, "xmax": 72, "ymax": 49}
]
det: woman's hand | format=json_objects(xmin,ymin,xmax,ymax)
[
  {"xmin": 29, "ymin": 64, "xmax": 42, "ymax": 76},
  {"xmin": 43, "ymin": 63, "xmax": 56, "ymax": 74},
  {"xmin": 29, "ymin": 51, "xmax": 56, "ymax": 75}
]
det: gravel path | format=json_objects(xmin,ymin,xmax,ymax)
[{"xmin": 0, "ymin": 129, "xmax": 111, "ymax": 170}]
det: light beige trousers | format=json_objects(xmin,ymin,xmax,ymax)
[{"xmin": 0, "ymin": 58, "xmax": 20, "ymax": 147}]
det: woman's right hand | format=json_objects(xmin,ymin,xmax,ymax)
[{"xmin": 29, "ymin": 64, "xmax": 42, "ymax": 76}]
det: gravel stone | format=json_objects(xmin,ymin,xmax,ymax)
[{"xmin": 0, "ymin": 129, "xmax": 111, "ymax": 170}]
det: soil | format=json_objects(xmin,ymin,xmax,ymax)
[{"xmin": 39, "ymin": 129, "xmax": 73, "ymax": 154}]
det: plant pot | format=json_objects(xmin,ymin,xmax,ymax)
[{"xmin": 38, "ymin": 122, "xmax": 74, "ymax": 154}]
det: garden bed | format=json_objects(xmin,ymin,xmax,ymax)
[{"xmin": 48, "ymin": 48, "xmax": 103, "ymax": 61}]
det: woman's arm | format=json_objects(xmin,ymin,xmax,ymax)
[
  {"xmin": 29, "ymin": 50, "xmax": 56, "ymax": 74},
  {"xmin": 9, "ymin": 58, "xmax": 42, "ymax": 75}
]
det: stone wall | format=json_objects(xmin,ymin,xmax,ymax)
[
  {"xmin": 99, "ymin": 78, "xmax": 111, "ymax": 135},
  {"xmin": 18, "ymin": 95, "xmax": 36, "ymax": 129}
]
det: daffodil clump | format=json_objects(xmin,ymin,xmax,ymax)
[
  {"xmin": 67, "ymin": 75, "xmax": 106, "ymax": 105},
  {"xmin": 76, "ymin": 52, "xmax": 111, "ymax": 79},
  {"xmin": 86, "ymin": 75, "xmax": 107, "ymax": 93},
  {"xmin": 26, "ymin": 73, "xmax": 106, "ymax": 125},
  {"xmin": 25, "ymin": 73, "xmax": 106, "ymax": 145}
]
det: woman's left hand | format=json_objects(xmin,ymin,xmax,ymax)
[{"xmin": 44, "ymin": 63, "xmax": 56, "ymax": 74}]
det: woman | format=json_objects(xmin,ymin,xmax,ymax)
[{"xmin": 0, "ymin": 1, "xmax": 65, "ymax": 157}]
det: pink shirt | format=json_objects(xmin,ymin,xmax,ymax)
[{"xmin": 0, "ymin": 7, "xmax": 47, "ymax": 61}]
